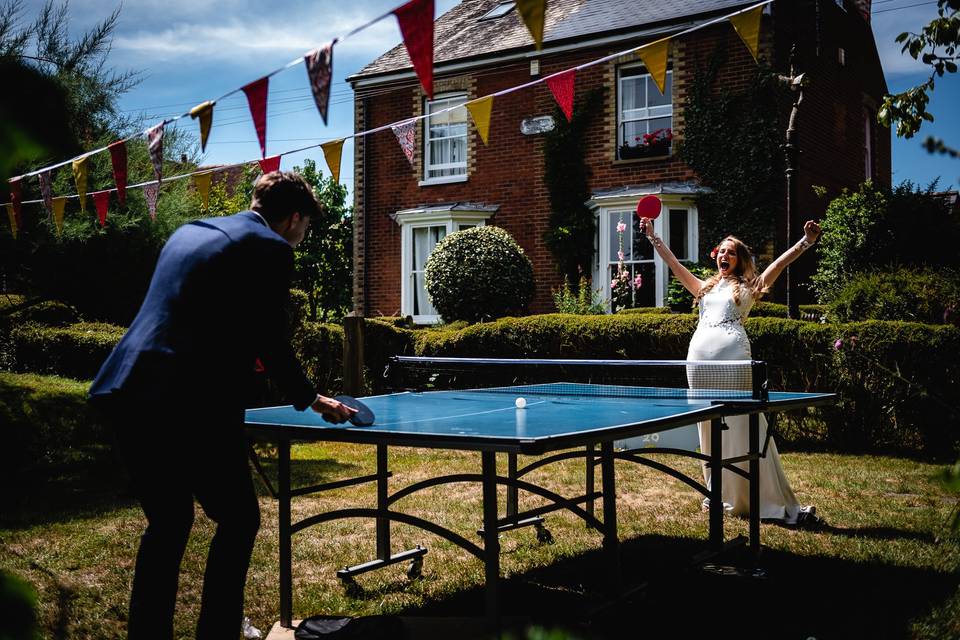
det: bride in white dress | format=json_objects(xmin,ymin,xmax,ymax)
[{"xmin": 638, "ymin": 216, "xmax": 822, "ymax": 526}]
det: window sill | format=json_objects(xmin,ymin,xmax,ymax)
[
  {"xmin": 419, "ymin": 175, "xmax": 468, "ymax": 187},
  {"xmin": 612, "ymin": 153, "xmax": 674, "ymax": 166}
]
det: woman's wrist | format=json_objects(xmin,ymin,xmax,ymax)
[{"xmin": 649, "ymin": 234, "xmax": 663, "ymax": 248}]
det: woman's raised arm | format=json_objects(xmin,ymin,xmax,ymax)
[
  {"xmin": 759, "ymin": 220, "xmax": 822, "ymax": 291},
  {"xmin": 639, "ymin": 217, "xmax": 705, "ymax": 296}
]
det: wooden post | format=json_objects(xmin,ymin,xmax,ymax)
[{"xmin": 343, "ymin": 313, "xmax": 365, "ymax": 396}]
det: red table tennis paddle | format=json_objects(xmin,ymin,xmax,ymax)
[
  {"xmin": 635, "ymin": 194, "xmax": 662, "ymax": 220},
  {"xmin": 334, "ymin": 395, "xmax": 376, "ymax": 427}
]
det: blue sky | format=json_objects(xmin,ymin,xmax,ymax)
[{"xmin": 45, "ymin": 0, "xmax": 960, "ymax": 196}]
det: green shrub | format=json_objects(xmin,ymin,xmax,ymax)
[
  {"xmin": 827, "ymin": 268, "xmax": 960, "ymax": 323},
  {"xmin": 616, "ymin": 307, "xmax": 675, "ymax": 315},
  {"xmin": 666, "ymin": 263, "xmax": 714, "ymax": 312},
  {"xmin": 751, "ymin": 301, "xmax": 789, "ymax": 318},
  {"xmin": 8, "ymin": 322, "xmax": 124, "ymax": 379},
  {"xmin": 6, "ymin": 300, "xmax": 81, "ymax": 326},
  {"xmin": 552, "ymin": 276, "xmax": 606, "ymax": 315},
  {"xmin": 424, "ymin": 226, "xmax": 535, "ymax": 323},
  {"xmin": 0, "ymin": 293, "xmax": 26, "ymax": 313}
]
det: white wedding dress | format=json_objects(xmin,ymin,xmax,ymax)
[{"xmin": 686, "ymin": 277, "xmax": 803, "ymax": 524}]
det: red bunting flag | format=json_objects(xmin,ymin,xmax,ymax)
[
  {"xmin": 8, "ymin": 178, "xmax": 22, "ymax": 228},
  {"xmin": 305, "ymin": 43, "xmax": 334, "ymax": 125},
  {"xmin": 39, "ymin": 171, "xmax": 53, "ymax": 217},
  {"xmin": 393, "ymin": 0, "xmax": 434, "ymax": 99},
  {"xmin": 242, "ymin": 77, "xmax": 269, "ymax": 158},
  {"xmin": 92, "ymin": 190, "xmax": 110, "ymax": 227},
  {"xmin": 259, "ymin": 155, "xmax": 281, "ymax": 174},
  {"xmin": 143, "ymin": 183, "xmax": 159, "ymax": 220},
  {"xmin": 108, "ymin": 140, "xmax": 128, "ymax": 205},
  {"xmin": 147, "ymin": 123, "xmax": 164, "ymax": 184},
  {"xmin": 546, "ymin": 69, "xmax": 576, "ymax": 122}
]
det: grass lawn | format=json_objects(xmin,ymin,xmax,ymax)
[{"xmin": 1, "ymin": 443, "xmax": 958, "ymax": 639}]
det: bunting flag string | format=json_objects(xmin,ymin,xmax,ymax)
[
  {"xmin": 243, "ymin": 78, "xmax": 270, "ymax": 158},
  {"xmin": 730, "ymin": 5, "xmax": 763, "ymax": 62},
  {"xmin": 391, "ymin": 120, "xmax": 417, "ymax": 167},
  {"xmin": 465, "ymin": 96, "xmax": 494, "ymax": 145},
  {"xmin": 638, "ymin": 39, "xmax": 670, "ymax": 95},
  {"xmin": 5, "ymin": 203, "xmax": 16, "ymax": 239},
  {"xmin": 109, "ymin": 140, "xmax": 128, "ymax": 205},
  {"xmin": 72, "ymin": 157, "xmax": 89, "ymax": 215},
  {"xmin": 546, "ymin": 69, "xmax": 576, "ymax": 122},
  {"xmin": 305, "ymin": 43, "xmax": 334, "ymax": 125},
  {"xmin": 190, "ymin": 101, "xmax": 215, "ymax": 153},
  {"xmin": 393, "ymin": 0, "xmax": 434, "ymax": 99},
  {"xmin": 93, "ymin": 191, "xmax": 110, "ymax": 227},
  {"xmin": 321, "ymin": 139, "xmax": 345, "ymax": 184},
  {"xmin": 148, "ymin": 124, "xmax": 165, "ymax": 184},
  {"xmin": 259, "ymin": 155, "xmax": 281, "ymax": 174},
  {"xmin": 9, "ymin": 178, "xmax": 23, "ymax": 228},
  {"xmin": 39, "ymin": 171, "xmax": 53, "ymax": 218},
  {"xmin": 52, "ymin": 197, "xmax": 66, "ymax": 236},
  {"xmin": 143, "ymin": 184, "xmax": 159, "ymax": 221},
  {"xmin": 516, "ymin": 0, "xmax": 546, "ymax": 50},
  {"xmin": 194, "ymin": 173, "xmax": 212, "ymax": 211}
]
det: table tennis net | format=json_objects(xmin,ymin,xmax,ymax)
[{"xmin": 384, "ymin": 357, "xmax": 768, "ymax": 401}]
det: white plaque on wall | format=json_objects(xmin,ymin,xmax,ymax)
[{"xmin": 520, "ymin": 116, "xmax": 556, "ymax": 135}]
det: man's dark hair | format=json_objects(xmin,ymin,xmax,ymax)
[{"xmin": 250, "ymin": 171, "xmax": 321, "ymax": 224}]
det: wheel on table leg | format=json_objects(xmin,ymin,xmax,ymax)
[
  {"xmin": 535, "ymin": 522, "xmax": 554, "ymax": 545},
  {"xmin": 406, "ymin": 555, "xmax": 424, "ymax": 579}
]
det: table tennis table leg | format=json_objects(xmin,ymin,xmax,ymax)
[
  {"xmin": 481, "ymin": 452, "xmax": 500, "ymax": 627},
  {"xmin": 278, "ymin": 437, "xmax": 293, "ymax": 628},
  {"xmin": 506, "ymin": 453, "xmax": 518, "ymax": 522},
  {"xmin": 376, "ymin": 444, "xmax": 390, "ymax": 561},
  {"xmin": 749, "ymin": 413, "xmax": 760, "ymax": 555},
  {"xmin": 709, "ymin": 418, "xmax": 724, "ymax": 552},
  {"xmin": 586, "ymin": 444, "xmax": 595, "ymax": 521},
  {"xmin": 600, "ymin": 441, "xmax": 621, "ymax": 589}
]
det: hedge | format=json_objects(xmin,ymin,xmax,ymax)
[{"xmin": 7, "ymin": 322, "xmax": 125, "ymax": 380}]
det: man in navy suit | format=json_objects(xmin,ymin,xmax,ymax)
[{"xmin": 90, "ymin": 171, "xmax": 354, "ymax": 638}]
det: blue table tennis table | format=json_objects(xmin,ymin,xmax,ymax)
[{"xmin": 245, "ymin": 363, "xmax": 835, "ymax": 629}]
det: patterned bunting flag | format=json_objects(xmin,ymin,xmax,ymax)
[
  {"xmin": 39, "ymin": 171, "xmax": 53, "ymax": 218},
  {"xmin": 546, "ymin": 68, "xmax": 576, "ymax": 121},
  {"xmin": 466, "ymin": 96, "xmax": 494, "ymax": 145},
  {"xmin": 72, "ymin": 157, "xmax": 89, "ymax": 214},
  {"xmin": 147, "ymin": 123, "xmax": 165, "ymax": 184},
  {"xmin": 393, "ymin": 0, "xmax": 434, "ymax": 99},
  {"xmin": 194, "ymin": 173, "xmax": 212, "ymax": 211},
  {"xmin": 190, "ymin": 101, "xmax": 215, "ymax": 152},
  {"xmin": 305, "ymin": 43, "xmax": 334, "ymax": 125},
  {"xmin": 143, "ymin": 183, "xmax": 159, "ymax": 220},
  {"xmin": 516, "ymin": 0, "xmax": 546, "ymax": 50},
  {"xmin": 391, "ymin": 120, "xmax": 417, "ymax": 167},
  {"xmin": 730, "ymin": 5, "xmax": 763, "ymax": 62},
  {"xmin": 638, "ymin": 39, "xmax": 670, "ymax": 95},
  {"xmin": 92, "ymin": 190, "xmax": 110, "ymax": 227},
  {"xmin": 109, "ymin": 140, "xmax": 128, "ymax": 205},
  {"xmin": 259, "ymin": 155, "xmax": 281, "ymax": 174},
  {"xmin": 52, "ymin": 197, "xmax": 66, "ymax": 236},
  {"xmin": 5, "ymin": 203, "xmax": 16, "ymax": 239},
  {"xmin": 242, "ymin": 77, "xmax": 269, "ymax": 158},
  {"xmin": 8, "ymin": 178, "xmax": 23, "ymax": 228},
  {"xmin": 321, "ymin": 139, "xmax": 345, "ymax": 184}
]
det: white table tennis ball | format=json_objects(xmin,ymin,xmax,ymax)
[{"xmin": 515, "ymin": 397, "xmax": 526, "ymax": 409}]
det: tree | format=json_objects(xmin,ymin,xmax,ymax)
[{"xmin": 878, "ymin": 0, "xmax": 960, "ymax": 160}]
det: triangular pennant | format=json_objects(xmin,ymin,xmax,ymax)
[
  {"xmin": 546, "ymin": 68, "xmax": 576, "ymax": 122},
  {"xmin": 72, "ymin": 157, "xmax": 88, "ymax": 214},
  {"xmin": 321, "ymin": 139, "xmax": 345, "ymax": 184},
  {"xmin": 52, "ymin": 197, "xmax": 66, "ymax": 236},
  {"xmin": 189, "ymin": 101, "xmax": 214, "ymax": 153},
  {"xmin": 8, "ymin": 178, "xmax": 22, "ymax": 228},
  {"xmin": 258, "ymin": 155, "xmax": 281, "ymax": 174},
  {"xmin": 304, "ymin": 43, "xmax": 334, "ymax": 125},
  {"xmin": 730, "ymin": 5, "xmax": 763, "ymax": 62},
  {"xmin": 515, "ymin": 0, "xmax": 546, "ymax": 50},
  {"xmin": 143, "ymin": 183, "xmax": 159, "ymax": 220},
  {"xmin": 194, "ymin": 173, "xmax": 212, "ymax": 211},
  {"xmin": 393, "ymin": 0, "xmax": 434, "ymax": 99},
  {"xmin": 466, "ymin": 96, "xmax": 494, "ymax": 145},
  {"xmin": 5, "ymin": 203, "xmax": 16, "ymax": 239},
  {"xmin": 638, "ymin": 39, "xmax": 670, "ymax": 95},
  {"xmin": 242, "ymin": 77, "xmax": 269, "ymax": 158},
  {"xmin": 108, "ymin": 140, "xmax": 128, "ymax": 205},
  {"xmin": 39, "ymin": 171, "xmax": 53, "ymax": 218},
  {"xmin": 147, "ymin": 123, "xmax": 165, "ymax": 184},
  {"xmin": 92, "ymin": 190, "xmax": 110, "ymax": 227},
  {"xmin": 391, "ymin": 120, "xmax": 417, "ymax": 167}
]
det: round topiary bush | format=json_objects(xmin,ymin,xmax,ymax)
[
  {"xmin": 827, "ymin": 267, "xmax": 960, "ymax": 323},
  {"xmin": 424, "ymin": 226, "xmax": 535, "ymax": 323}
]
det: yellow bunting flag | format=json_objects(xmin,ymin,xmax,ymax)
[
  {"xmin": 730, "ymin": 5, "xmax": 763, "ymax": 62},
  {"xmin": 516, "ymin": 0, "xmax": 546, "ymax": 50},
  {"xmin": 638, "ymin": 39, "xmax": 670, "ymax": 95},
  {"xmin": 321, "ymin": 139, "xmax": 345, "ymax": 185},
  {"xmin": 5, "ymin": 203, "xmax": 16, "ymax": 239},
  {"xmin": 194, "ymin": 173, "xmax": 212, "ymax": 211},
  {"xmin": 466, "ymin": 96, "xmax": 494, "ymax": 145},
  {"xmin": 190, "ymin": 101, "xmax": 214, "ymax": 153},
  {"xmin": 72, "ymin": 157, "xmax": 89, "ymax": 214},
  {"xmin": 52, "ymin": 197, "xmax": 66, "ymax": 236}
]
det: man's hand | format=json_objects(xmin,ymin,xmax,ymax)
[{"xmin": 310, "ymin": 394, "xmax": 357, "ymax": 424}]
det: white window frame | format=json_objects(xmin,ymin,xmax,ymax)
[
  {"xmin": 394, "ymin": 207, "xmax": 495, "ymax": 324},
  {"xmin": 864, "ymin": 109, "xmax": 873, "ymax": 181},
  {"xmin": 590, "ymin": 196, "xmax": 698, "ymax": 311},
  {"xmin": 617, "ymin": 64, "xmax": 673, "ymax": 159},
  {"xmin": 422, "ymin": 93, "xmax": 469, "ymax": 185}
]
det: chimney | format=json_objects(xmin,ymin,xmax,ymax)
[{"xmin": 852, "ymin": 0, "xmax": 871, "ymax": 22}]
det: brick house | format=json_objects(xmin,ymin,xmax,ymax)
[{"xmin": 348, "ymin": 0, "xmax": 890, "ymax": 323}]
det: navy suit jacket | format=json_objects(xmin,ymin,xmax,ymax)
[{"xmin": 90, "ymin": 211, "xmax": 316, "ymax": 411}]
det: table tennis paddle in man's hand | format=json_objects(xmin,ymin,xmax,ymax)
[{"xmin": 334, "ymin": 395, "xmax": 376, "ymax": 426}]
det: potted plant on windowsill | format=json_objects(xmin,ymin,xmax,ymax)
[{"xmin": 618, "ymin": 128, "xmax": 673, "ymax": 160}]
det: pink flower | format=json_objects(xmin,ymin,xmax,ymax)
[
  {"xmin": 616, "ymin": 221, "xmax": 626, "ymax": 233},
  {"xmin": 617, "ymin": 250, "xmax": 624, "ymax": 261},
  {"xmin": 633, "ymin": 273, "xmax": 643, "ymax": 288},
  {"xmin": 611, "ymin": 280, "xmax": 617, "ymax": 289},
  {"xmin": 833, "ymin": 338, "xmax": 843, "ymax": 351}
]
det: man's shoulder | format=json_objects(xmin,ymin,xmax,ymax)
[{"xmin": 190, "ymin": 211, "xmax": 284, "ymax": 245}]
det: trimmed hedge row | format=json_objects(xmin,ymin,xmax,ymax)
[{"xmin": 7, "ymin": 322, "xmax": 125, "ymax": 380}]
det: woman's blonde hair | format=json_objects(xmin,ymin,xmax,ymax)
[{"xmin": 696, "ymin": 236, "xmax": 768, "ymax": 306}]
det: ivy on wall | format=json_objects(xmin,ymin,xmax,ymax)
[{"xmin": 678, "ymin": 49, "xmax": 785, "ymax": 261}]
